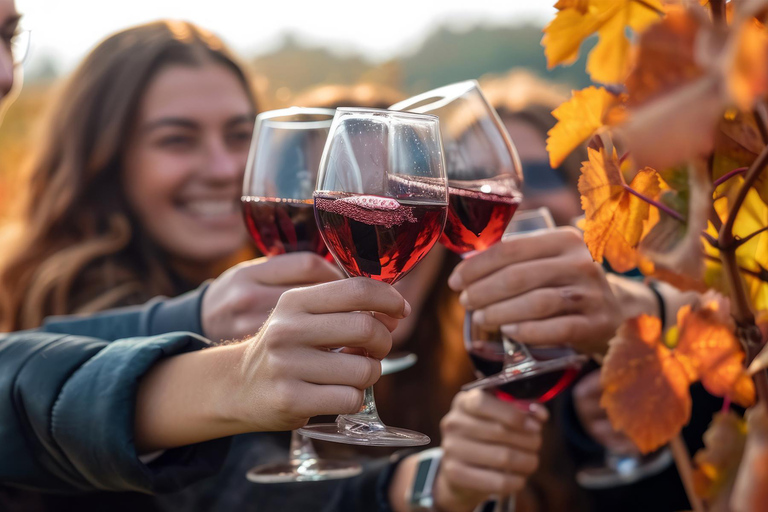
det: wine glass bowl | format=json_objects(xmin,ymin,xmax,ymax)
[
  {"xmin": 391, "ymin": 80, "xmax": 522, "ymax": 256},
  {"xmin": 242, "ymin": 107, "xmax": 335, "ymax": 257}
]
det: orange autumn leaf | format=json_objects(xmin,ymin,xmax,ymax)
[
  {"xmin": 579, "ymin": 147, "xmax": 661, "ymax": 272},
  {"xmin": 727, "ymin": 16, "xmax": 768, "ymax": 111},
  {"xmin": 600, "ymin": 315, "xmax": 692, "ymax": 453},
  {"xmin": 625, "ymin": 5, "xmax": 705, "ymax": 106},
  {"xmin": 547, "ymin": 86, "xmax": 625, "ymax": 168},
  {"xmin": 693, "ymin": 411, "xmax": 747, "ymax": 506},
  {"xmin": 542, "ymin": 0, "xmax": 665, "ymax": 84},
  {"xmin": 676, "ymin": 300, "xmax": 755, "ymax": 407}
]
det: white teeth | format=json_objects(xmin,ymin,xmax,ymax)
[{"xmin": 184, "ymin": 200, "xmax": 237, "ymax": 217}]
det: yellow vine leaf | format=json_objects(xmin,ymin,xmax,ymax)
[
  {"xmin": 546, "ymin": 86, "xmax": 625, "ymax": 168},
  {"xmin": 707, "ymin": 177, "xmax": 768, "ymax": 313},
  {"xmin": 542, "ymin": 0, "xmax": 665, "ymax": 84},
  {"xmin": 579, "ymin": 147, "xmax": 661, "ymax": 272}
]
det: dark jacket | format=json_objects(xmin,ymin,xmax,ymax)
[{"xmin": 1, "ymin": 285, "xmax": 403, "ymax": 511}]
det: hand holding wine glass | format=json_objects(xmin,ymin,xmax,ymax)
[
  {"xmin": 201, "ymin": 253, "xmax": 343, "ymax": 343},
  {"xmin": 298, "ymin": 107, "xmax": 448, "ymax": 447},
  {"xmin": 136, "ymin": 277, "xmax": 408, "ymax": 452},
  {"xmin": 448, "ymin": 227, "xmax": 622, "ymax": 356}
]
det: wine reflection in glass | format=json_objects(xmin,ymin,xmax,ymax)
[{"xmin": 297, "ymin": 108, "xmax": 448, "ymax": 446}]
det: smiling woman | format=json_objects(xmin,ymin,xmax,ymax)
[{"xmin": 0, "ymin": 20, "xmax": 258, "ymax": 330}]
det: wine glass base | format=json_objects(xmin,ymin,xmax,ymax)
[
  {"xmin": 462, "ymin": 353, "xmax": 587, "ymax": 392},
  {"xmin": 246, "ymin": 459, "xmax": 363, "ymax": 484},
  {"xmin": 381, "ymin": 352, "xmax": 418, "ymax": 376},
  {"xmin": 576, "ymin": 448, "xmax": 674, "ymax": 489},
  {"xmin": 298, "ymin": 423, "xmax": 430, "ymax": 447}
]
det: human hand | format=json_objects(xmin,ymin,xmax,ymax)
[
  {"xmin": 202, "ymin": 253, "xmax": 344, "ymax": 342},
  {"xmin": 432, "ymin": 390, "xmax": 548, "ymax": 512},
  {"xmin": 448, "ymin": 228, "xmax": 621, "ymax": 355},
  {"xmin": 573, "ymin": 370, "xmax": 638, "ymax": 454}
]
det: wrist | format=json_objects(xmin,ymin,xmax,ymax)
[
  {"xmin": 433, "ymin": 474, "xmax": 483, "ymax": 512},
  {"xmin": 606, "ymin": 274, "xmax": 659, "ymax": 321}
]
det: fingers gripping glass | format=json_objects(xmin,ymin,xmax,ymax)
[
  {"xmin": 461, "ymin": 208, "xmax": 587, "ymax": 399},
  {"xmin": 297, "ymin": 108, "xmax": 448, "ymax": 447}
]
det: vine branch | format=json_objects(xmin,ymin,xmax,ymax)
[
  {"xmin": 713, "ymin": 167, "xmax": 748, "ymax": 188},
  {"xmin": 623, "ymin": 185, "xmax": 685, "ymax": 222}
]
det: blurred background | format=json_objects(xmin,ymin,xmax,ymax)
[{"xmin": 0, "ymin": 0, "xmax": 593, "ymax": 219}]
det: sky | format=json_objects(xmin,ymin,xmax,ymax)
[{"xmin": 16, "ymin": 0, "xmax": 556, "ymax": 73}]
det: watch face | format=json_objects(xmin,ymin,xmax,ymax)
[{"xmin": 410, "ymin": 450, "xmax": 442, "ymax": 510}]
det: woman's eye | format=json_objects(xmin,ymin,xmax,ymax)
[
  {"xmin": 227, "ymin": 131, "xmax": 252, "ymax": 147},
  {"xmin": 158, "ymin": 135, "xmax": 195, "ymax": 149}
]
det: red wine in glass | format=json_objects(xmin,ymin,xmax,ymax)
[
  {"xmin": 466, "ymin": 325, "xmax": 579, "ymax": 403},
  {"xmin": 314, "ymin": 193, "xmax": 447, "ymax": 284},
  {"xmin": 440, "ymin": 179, "xmax": 521, "ymax": 255},
  {"xmin": 242, "ymin": 196, "xmax": 328, "ymax": 257}
]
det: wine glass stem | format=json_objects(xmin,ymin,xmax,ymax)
[
  {"xmin": 495, "ymin": 495, "xmax": 516, "ymax": 512},
  {"xmin": 290, "ymin": 430, "xmax": 319, "ymax": 465},
  {"xmin": 501, "ymin": 335, "xmax": 536, "ymax": 367},
  {"xmin": 336, "ymin": 385, "xmax": 386, "ymax": 433}
]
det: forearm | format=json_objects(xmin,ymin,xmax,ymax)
[{"xmin": 134, "ymin": 342, "xmax": 246, "ymax": 453}]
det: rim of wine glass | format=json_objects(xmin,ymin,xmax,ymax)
[
  {"xmin": 388, "ymin": 80, "xmax": 479, "ymax": 114},
  {"xmin": 255, "ymin": 107, "xmax": 336, "ymax": 130},
  {"xmin": 334, "ymin": 106, "xmax": 438, "ymax": 122}
]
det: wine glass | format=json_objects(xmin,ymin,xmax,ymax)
[
  {"xmin": 297, "ymin": 107, "xmax": 448, "ymax": 446},
  {"xmin": 462, "ymin": 208, "xmax": 587, "ymax": 398},
  {"xmin": 391, "ymin": 80, "xmax": 522, "ymax": 257},
  {"xmin": 242, "ymin": 107, "xmax": 361, "ymax": 482},
  {"xmin": 463, "ymin": 208, "xmax": 587, "ymax": 512},
  {"xmin": 392, "ymin": 83, "xmax": 586, "ymax": 391}
]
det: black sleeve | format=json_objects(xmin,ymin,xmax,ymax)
[
  {"xmin": 0, "ymin": 330, "xmax": 230, "ymax": 494},
  {"xmin": 40, "ymin": 283, "xmax": 210, "ymax": 341}
]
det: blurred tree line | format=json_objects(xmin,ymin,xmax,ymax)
[{"xmin": 0, "ymin": 22, "xmax": 591, "ymax": 218}]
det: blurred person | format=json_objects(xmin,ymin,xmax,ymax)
[
  {"xmin": 0, "ymin": 16, "xmax": 404, "ymax": 509},
  {"xmin": 292, "ymin": 82, "xmax": 405, "ymax": 110},
  {"xmin": 481, "ymin": 69, "xmax": 583, "ymax": 227}
]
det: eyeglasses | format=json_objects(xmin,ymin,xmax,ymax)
[{"xmin": 6, "ymin": 29, "xmax": 30, "ymax": 66}]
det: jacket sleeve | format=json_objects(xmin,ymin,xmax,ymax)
[
  {"xmin": 0, "ymin": 329, "xmax": 231, "ymax": 494},
  {"xmin": 40, "ymin": 283, "xmax": 210, "ymax": 341}
]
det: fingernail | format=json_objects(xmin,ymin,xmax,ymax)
[
  {"xmin": 459, "ymin": 290, "xmax": 469, "ymax": 307},
  {"xmin": 501, "ymin": 324, "xmax": 518, "ymax": 337},
  {"xmin": 528, "ymin": 403, "xmax": 548, "ymax": 421},
  {"xmin": 403, "ymin": 299, "xmax": 412, "ymax": 317},
  {"xmin": 472, "ymin": 309, "xmax": 485, "ymax": 325},
  {"xmin": 448, "ymin": 272, "xmax": 463, "ymax": 291},
  {"xmin": 524, "ymin": 417, "xmax": 542, "ymax": 433}
]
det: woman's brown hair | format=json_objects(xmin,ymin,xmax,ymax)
[{"xmin": 0, "ymin": 20, "xmax": 258, "ymax": 331}]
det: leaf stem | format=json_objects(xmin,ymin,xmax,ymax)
[
  {"xmin": 735, "ymin": 226, "xmax": 768, "ymax": 248},
  {"xmin": 719, "ymin": 144, "xmax": 768, "ymax": 251},
  {"xmin": 623, "ymin": 184, "xmax": 685, "ymax": 222},
  {"xmin": 710, "ymin": 0, "xmax": 726, "ymax": 24},
  {"xmin": 670, "ymin": 435, "xmax": 706, "ymax": 512},
  {"xmin": 755, "ymin": 102, "xmax": 768, "ymax": 144},
  {"xmin": 712, "ymin": 167, "xmax": 748, "ymax": 188},
  {"xmin": 633, "ymin": 0, "xmax": 665, "ymax": 17},
  {"xmin": 702, "ymin": 232, "xmax": 719, "ymax": 249}
]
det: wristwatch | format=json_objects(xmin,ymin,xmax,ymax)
[{"xmin": 408, "ymin": 447, "xmax": 443, "ymax": 511}]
